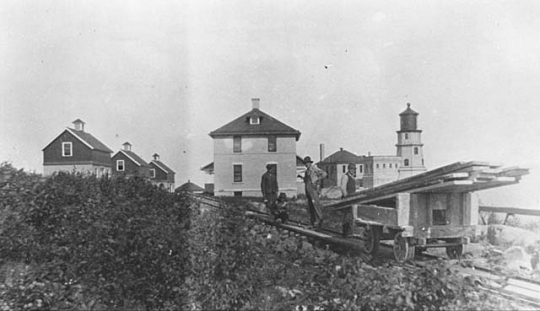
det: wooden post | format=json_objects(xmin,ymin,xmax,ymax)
[
  {"xmin": 396, "ymin": 193, "xmax": 410, "ymax": 226},
  {"xmin": 463, "ymin": 192, "xmax": 479, "ymax": 226}
]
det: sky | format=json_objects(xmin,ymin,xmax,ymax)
[{"xmin": 1, "ymin": 0, "xmax": 539, "ymax": 208}]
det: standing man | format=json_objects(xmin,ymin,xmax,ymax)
[
  {"xmin": 299, "ymin": 156, "xmax": 327, "ymax": 228},
  {"xmin": 261, "ymin": 164, "xmax": 278, "ymax": 217},
  {"xmin": 340, "ymin": 163, "xmax": 357, "ymax": 199}
]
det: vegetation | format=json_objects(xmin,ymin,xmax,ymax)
[
  {"xmin": 0, "ymin": 163, "xmax": 521, "ymax": 310},
  {"xmin": 0, "ymin": 163, "xmax": 191, "ymax": 310},
  {"xmin": 185, "ymin": 200, "xmax": 518, "ymax": 310}
]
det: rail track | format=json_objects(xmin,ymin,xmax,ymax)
[{"xmin": 185, "ymin": 193, "xmax": 540, "ymax": 308}]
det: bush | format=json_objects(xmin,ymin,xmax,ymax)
[
  {"xmin": 0, "ymin": 164, "xmax": 192, "ymax": 310},
  {"xmin": 186, "ymin": 199, "xmax": 518, "ymax": 311}
]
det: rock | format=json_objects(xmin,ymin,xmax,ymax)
[
  {"xmin": 503, "ymin": 246, "xmax": 532, "ymax": 272},
  {"xmin": 320, "ymin": 186, "xmax": 342, "ymax": 199},
  {"xmin": 479, "ymin": 224, "xmax": 540, "ymax": 248}
]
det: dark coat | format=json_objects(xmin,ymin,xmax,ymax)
[{"xmin": 261, "ymin": 171, "xmax": 278, "ymax": 199}]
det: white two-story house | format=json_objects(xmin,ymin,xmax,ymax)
[{"xmin": 208, "ymin": 98, "xmax": 301, "ymax": 198}]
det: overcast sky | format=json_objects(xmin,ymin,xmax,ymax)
[{"xmin": 1, "ymin": 0, "xmax": 539, "ymax": 208}]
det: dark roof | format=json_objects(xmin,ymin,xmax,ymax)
[
  {"xmin": 69, "ymin": 129, "xmax": 114, "ymax": 153},
  {"xmin": 200, "ymin": 162, "xmax": 214, "ymax": 171},
  {"xmin": 321, "ymin": 149, "xmax": 363, "ymax": 164},
  {"xmin": 176, "ymin": 181, "xmax": 204, "ymax": 192},
  {"xmin": 116, "ymin": 150, "xmax": 151, "ymax": 167},
  {"xmin": 151, "ymin": 160, "xmax": 175, "ymax": 174},
  {"xmin": 399, "ymin": 103, "xmax": 418, "ymax": 116},
  {"xmin": 209, "ymin": 108, "xmax": 301, "ymax": 140},
  {"xmin": 42, "ymin": 128, "xmax": 113, "ymax": 153},
  {"xmin": 296, "ymin": 155, "xmax": 305, "ymax": 166}
]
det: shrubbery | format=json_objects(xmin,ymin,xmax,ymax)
[
  {"xmin": 187, "ymin": 200, "xmax": 517, "ymax": 310},
  {"xmin": 0, "ymin": 163, "xmax": 191, "ymax": 310},
  {"xmin": 0, "ymin": 163, "xmax": 521, "ymax": 310}
]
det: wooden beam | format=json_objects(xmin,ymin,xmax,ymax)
[{"xmin": 479, "ymin": 206, "xmax": 540, "ymax": 216}]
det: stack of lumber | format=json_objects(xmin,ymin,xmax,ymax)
[{"xmin": 326, "ymin": 161, "xmax": 529, "ymax": 210}]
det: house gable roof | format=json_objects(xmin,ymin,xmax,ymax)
[
  {"xmin": 114, "ymin": 150, "xmax": 150, "ymax": 167},
  {"xmin": 209, "ymin": 108, "xmax": 301, "ymax": 140},
  {"xmin": 151, "ymin": 160, "xmax": 175, "ymax": 174},
  {"xmin": 176, "ymin": 181, "xmax": 205, "ymax": 192},
  {"xmin": 42, "ymin": 128, "xmax": 113, "ymax": 153},
  {"xmin": 321, "ymin": 149, "xmax": 363, "ymax": 164}
]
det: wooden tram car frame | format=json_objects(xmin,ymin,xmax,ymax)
[
  {"xmin": 324, "ymin": 161, "xmax": 528, "ymax": 263},
  {"xmin": 334, "ymin": 191, "xmax": 479, "ymax": 263}
]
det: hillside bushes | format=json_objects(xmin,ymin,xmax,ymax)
[
  {"xmin": 0, "ymin": 163, "xmax": 191, "ymax": 310},
  {"xmin": 187, "ymin": 200, "xmax": 518, "ymax": 310}
]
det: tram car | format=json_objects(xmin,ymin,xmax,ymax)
[{"xmin": 319, "ymin": 161, "xmax": 529, "ymax": 263}]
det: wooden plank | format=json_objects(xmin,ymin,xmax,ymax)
[
  {"xmin": 325, "ymin": 161, "xmax": 493, "ymax": 209},
  {"xmin": 463, "ymin": 192, "xmax": 479, "ymax": 226},
  {"xmin": 396, "ymin": 193, "xmax": 410, "ymax": 226},
  {"xmin": 412, "ymin": 225, "xmax": 478, "ymax": 239},
  {"xmin": 479, "ymin": 206, "xmax": 540, "ymax": 216},
  {"xmin": 355, "ymin": 204, "xmax": 398, "ymax": 226},
  {"xmin": 406, "ymin": 180, "xmax": 474, "ymax": 193},
  {"xmin": 498, "ymin": 166, "xmax": 530, "ymax": 177}
]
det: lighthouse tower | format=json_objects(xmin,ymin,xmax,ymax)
[{"xmin": 396, "ymin": 103, "xmax": 426, "ymax": 179}]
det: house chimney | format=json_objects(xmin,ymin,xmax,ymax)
[
  {"xmin": 252, "ymin": 98, "xmax": 260, "ymax": 110},
  {"xmin": 153, "ymin": 153, "xmax": 160, "ymax": 161},
  {"xmin": 123, "ymin": 142, "xmax": 132, "ymax": 151},
  {"xmin": 319, "ymin": 143, "xmax": 325, "ymax": 162},
  {"xmin": 340, "ymin": 147, "xmax": 343, "ymax": 151},
  {"xmin": 73, "ymin": 119, "xmax": 85, "ymax": 132},
  {"xmin": 368, "ymin": 151, "xmax": 371, "ymax": 157}
]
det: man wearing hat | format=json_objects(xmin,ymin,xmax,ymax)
[
  {"xmin": 299, "ymin": 156, "xmax": 327, "ymax": 228},
  {"xmin": 340, "ymin": 163, "xmax": 357, "ymax": 199},
  {"xmin": 261, "ymin": 164, "xmax": 279, "ymax": 217}
]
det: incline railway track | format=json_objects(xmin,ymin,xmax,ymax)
[{"xmin": 185, "ymin": 193, "xmax": 540, "ymax": 308}]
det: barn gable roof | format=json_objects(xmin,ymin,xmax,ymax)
[{"xmin": 42, "ymin": 128, "xmax": 113, "ymax": 153}]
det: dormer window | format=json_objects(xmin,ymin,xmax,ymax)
[{"xmin": 250, "ymin": 117, "xmax": 260, "ymax": 125}]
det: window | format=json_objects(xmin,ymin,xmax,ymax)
[
  {"xmin": 233, "ymin": 164, "xmax": 242, "ymax": 182},
  {"xmin": 250, "ymin": 117, "xmax": 260, "ymax": 124},
  {"xmin": 268, "ymin": 136, "xmax": 276, "ymax": 152},
  {"xmin": 233, "ymin": 136, "xmax": 242, "ymax": 153},
  {"xmin": 117, "ymin": 160, "xmax": 125, "ymax": 171},
  {"xmin": 414, "ymin": 147, "xmax": 419, "ymax": 155},
  {"xmin": 342, "ymin": 165, "xmax": 346, "ymax": 173},
  {"xmin": 234, "ymin": 191, "xmax": 243, "ymax": 197},
  {"xmin": 383, "ymin": 163, "xmax": 386, "ymax": 168},
  {"xmin": 404, "ymin": 159, "xmax": 409, "ymax": 167},
  {"xmin": 359, "ymin": 165, "xmax": 363, "ymax": 173},
  {"xmin": 376, "ymin": 163, "xmax": 379, "ymax": 169},
  {"xmin": 62, "ymin": 142, "xmax": 72, "ymax": 157},
  {"xmin": 389, "ymin": 163, "xmax": 392, "ymax": 168},
  {"xmin": 405, "ymin": 133, "xmax": 409, "ymax": 139},
  {"xmin": 150, "ymin": 169, "xmax": 156, "ymax": 178}
]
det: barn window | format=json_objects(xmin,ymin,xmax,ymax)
[
  {"xmin": 250, "ymin": 117, "xmax": 260, "ymax": 124},
  {"xmin": 117, "ymin": 160, "xmax": 125, "ymax": 171},
  {"xmin": 268, "ymin": 136, "xmax": 276, "ymax": 152},
  {"xmin": 62, "ymin": 142, "xmax": 72, "ymax": 157},
  {"xmin": 233, "ymin": 164, "xmax": 242, "ymax": 182},
  {"xmin": 233, "ymin": 136, "xmax": 242, "ymax": 153},
  {"xmin": 150, "ymin": 169, "xmax": 156, "ymax": 178}
]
